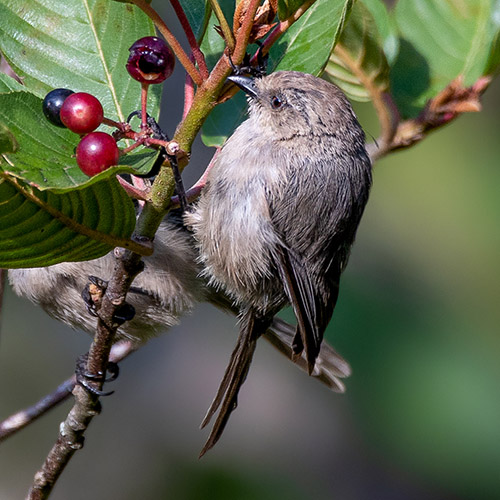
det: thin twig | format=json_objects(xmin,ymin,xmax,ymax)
[
  {"xmin": 0, "ymin": 342, "xmax": 136, "ymax": 443},
  {"xmin": 208, "ymin": 0, "xmax": 235, "ymax": 52},
  {"xmin": 367, "ymin": 75, "xmax": 491, "ymax": 162},
  {"xmin": 127, "ymin": 0, "xmax": 203, "ymax": 86},
  {"xmin": 1, "ymin": 379, "xmax": 74, "ymax": 443},
  {"xmin": 170, "ymin": 0, "xmax": 209, "ymax": 79},
  {"xmin": 332, "ymin": 43, "xmax": 399, "ymax": 162}
]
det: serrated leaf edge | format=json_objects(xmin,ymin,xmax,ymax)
[{"xmin": 0, "ymin": 172, "xmax": 151, "ymax": 256}]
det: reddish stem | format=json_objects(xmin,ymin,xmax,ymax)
[
  {"xmin": 183, "ymin": 56, "xmax": 196, "ymax": 119},
  {"xmin": 120, "ymin": 139, "xmax": 146, "ymax": 155},
  {"xmin": 170, "ymin": 147, "xmax": 220, "ymax": 207},
  {"xmin": 140, "ymin": 83, "xmax": 149, "ymax": 130},
  {"xmin": 170, "ymin": 0, "xmax": 209, "ymax": 79},
  {"xmin": 145, "ymin": 137, "xmax": 169, "ymax": 148},
  {"xmin": 102, "ymin": 117, "xmax": 126, "ymax": 130},
  {"xmin": 117, "ymin": 176, "xmax": 150, "ymax": 200}
]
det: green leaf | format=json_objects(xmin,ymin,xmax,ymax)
[
  {"xmin": 361, "ymin": 0, "xmax": 399, "ymax": 64},
  {"xmin": 391, "ymin": 0, "xmax": 500, "ymax": 118},
  {"xmin": 0, "ymin": 0, "xmax": 161, "ymax": 123},
  {"xmin": 0, "ymin": 174, "xmax": 136, "ymax": 268},
  {"xmin": 0, "ymin": 91, "xmax": 158, "ymax": 190},
  {"xmin": 198, "ymin": 0, "xmax": 236, "ymax": 69},
  {"xmin": 179, "ymin": 0, "xmax": 211, "ymax": 41},
  {"xmin": 484, "ymin": 0, "xmax": 500, "ymax": 74},
  {"xmin": 201, "ymin": 91, "xmax": 248, "ymax": 147},
  {"xmin": 201, "ymin": 0, "xmax": 354, "ymax": 147},
  {"xmin": 323, "ymin": 0, "xmax": 390, "ymax": 102},
  {"xmin": 277, "ymin": 0, "xmax": 306, "ymax": 21},
  {"xmin": 199, "ymin": 11, "xmax": 227, "ymax": 71},
  {"xmin": 269, "ymin": 0, "xmax": 354, "ymax": 75},
  {"xmin": 0, "ymin": 122, "xmax": 18, "ymax": 154},
  {"xmin": 0, "ymin": 72, "xmax": 25, "ymax": 93}
]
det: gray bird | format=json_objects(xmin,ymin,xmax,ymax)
[
  {"xmin": 8, "ymin": 213, "xmax": 350, "ymax": 393},
  {"xmin": 186, "ymin": 71, "xmax": 372, "ymax": 455}
]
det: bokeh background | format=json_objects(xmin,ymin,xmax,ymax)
[{"xmin": 1, "ymin": 8, "xmax": 500, "ymax": 500}]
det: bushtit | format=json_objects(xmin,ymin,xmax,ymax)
[
  {"xmin": 8, "ymin": 215, "xmax": 203, "ymax": 343},
  {"xmin": 7, "ymin": 212, "xmax": 350, "ymax": 389},
  {"xmin": 186, "ymin": 71, "xmax": 372, "ymax": 455}
]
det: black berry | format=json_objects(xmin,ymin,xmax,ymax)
[
  {"xmin": 126, "ymin": 36, "xmax": 175, "ymax": 84},
  {"xmin": 42, "ymin": 88, "xmax": 74, "ymax": 127}
]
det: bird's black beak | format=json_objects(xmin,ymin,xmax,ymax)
[{"xmin": 227, "ymin": 75, "xmax": 258, "ymax": 98}]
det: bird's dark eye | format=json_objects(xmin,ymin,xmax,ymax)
[{"xmin": 270, "ymin": 95, "xmax": 283, "ymax": 109}]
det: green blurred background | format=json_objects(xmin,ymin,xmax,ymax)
[{"xmin": 1, "ymin": 34, "xmax": 500, "ymax": 500}]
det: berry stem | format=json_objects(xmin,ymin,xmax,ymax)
[
  {"xmin": 126, "ymin": 0, "xmax": 203, "ymax": 86},
  {"xmin": 208, "ymin": 0, "xmax": 235, "ymax": 52},
  {"xmin": 145, "ymin": 137, "xmax": 171, "ymax": 148},
  {"xmin": 140, "ymin": 83, "xmax": 149, "ymax": 130},
  {"xmin": 169, "ymin": 0, "xmax": 209, "ymax": 79},
  {"xmin": 120, "ymin": 138, "xmax": 145, "ymax": 155},
  {"xmin": 102, "ymin": 116, "xmax": 126, "ymax": 130}
]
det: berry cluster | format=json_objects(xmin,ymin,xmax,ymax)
[{"xmin": 42, "ymin": 36, "xmax": 175, "ymax": 177}]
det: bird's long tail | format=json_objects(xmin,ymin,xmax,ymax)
[{"xmin": 199, "ymin": 308, "xmax": 268, "ymax": 457}]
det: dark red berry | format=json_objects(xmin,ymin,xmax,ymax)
[
  {"xmin": 60, "ymin": 92, "xmax": 104, "ymax": 134},
  {"xmin": 76, "ymin": 132, "xmax": 120, "ymax": 176},
  {"xmin": 42, "ymin": 88, "xmax": 74, "ymax": 127},
  {"xmin": 126, "ymin": 36, "xmax": 175, "ymax": 84}
]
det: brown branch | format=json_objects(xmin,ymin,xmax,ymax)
[
  {"xmin": 368, "ymin": 75, "xmax": 491, "ymax": 163},
  {"xmin": 27, "ymin": 252, "xmax": 144, "ymax": 499},
  {"xmin": 232, "ymin": 0, "xmax": 262, "ymax": 64},
  {"xmin": 27, "ymin": 387, "xmax": 100, "ymax": 499}
]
